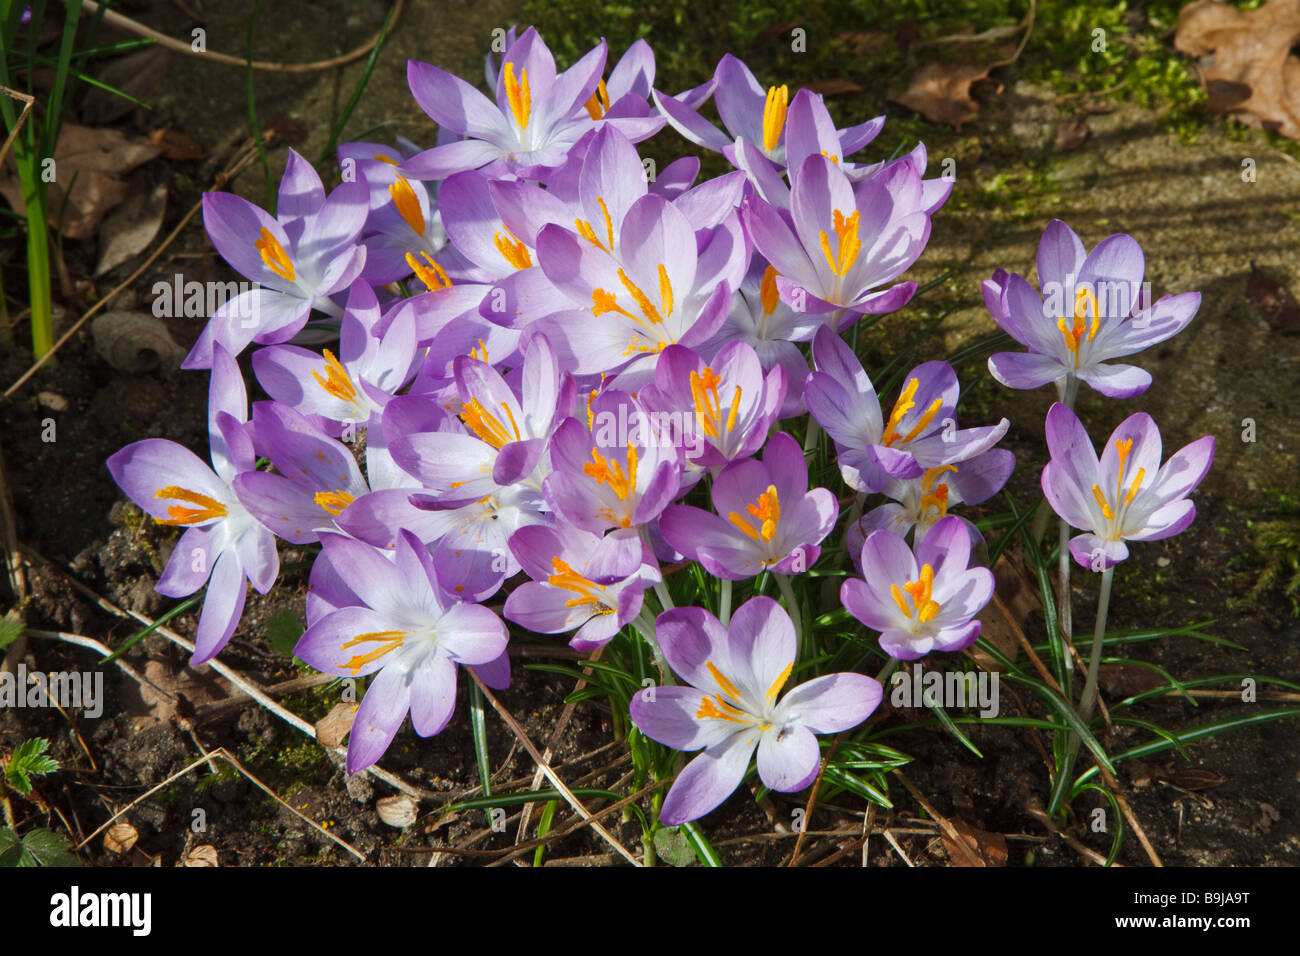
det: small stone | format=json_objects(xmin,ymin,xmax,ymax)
[
  {"xmin": 1156, "ymin": 556, "xmax": 1171, "ymax": 568},
  {"xmin": 37, "ymin": 391, "xmax": 68, "ymax": 411}
]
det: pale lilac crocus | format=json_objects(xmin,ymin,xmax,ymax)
[
  {"xmin": 841, "ymin": 516, "xmax": 994, "ymax": 660},
  {"xmin": 404, "ymin": 28, "xmax": 608, "ymax": 180},
  {"xmin": 504, "ymin": 525, "xmax": 661, "ymax": 651},
  {"xmin": 804, "ymin": 326, "xmax": 1009, "ymax": 493},
  {"xmin": 184, "ymin": 150, "xmax": 368, "ymax": 368},
  {"xmin": 1041, "ymin": 403, "xmax": 1214, "ymax": 570},
  {"xmin": 658, "ymin": 432, "xmax": 837, "ymax": 580},
  {"xmin": 741, "ymin": 153, "xmax": 934, "ymax": 323},
  {"xmin": 856, "ymin": 448, "xmax": 1016, "ymax": 547},
  {"xmin": 295, "ymin": 531, "xmax": 508, "ymax": 774},
  {"xmin": 985, "ymin": 220, "xmax": 1200, "ymax": 399},
  {"xmin": 629, "ymin": 597, "xmax": 882, "ymax": 825},
  {"xmin": 107, "ymin": 344, "xmax": 277, "ymax": 664},
  {"xmin": 636, "ymin": 342, "xmax": 785, "ymax": 470}
]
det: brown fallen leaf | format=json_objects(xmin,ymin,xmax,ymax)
[
  {"xmin": 941, "ymin": 817, "xmax": 1008, "ymax": 867},
  {"xmin": 1175, "ymin": 0, "xmax": 1300, "ymax": 140},
  {"xmin": 149, "ymin": 128, "xmax": 204, "ymax": 162},
  {"xmin": 804, "ymin": 79, "xmax": 863, "ymax": 97},
  {"xmin": 183, "ymin": 844, "xmax": 219, "ymax": 867},
  {"xmin": 1056, "ymin": 118, "xmax": 1090, "ymax": 151},
  {"xmin": 80, "ymin": 48, "xmax": 170, "ymax": 126},
  {"xmin": 0, "ymin": 123, "xmax": 161, "ymax": 239},
  {"xmin": 970, "ymin": 546, "xmax": 1033, "ymax": 671},
  {"xmin": 1247, "ymin": 262, "xmax": 1300, "ymax": 332},
  {"xmin": 95, "ymin": 180, "xmax": 167, "ymax": 276},
  {"xmin": 91, "ymin": 310, "xmax": 187, "ymax": 373},
  {"xmin": 891, "ymin": 61, "xmax": 994, "ymax": 130},
  {"xmin": 1098, "ymin": 662, "xmax": 1166, "ymax": 697},
  {"xmin": 315, "ymin": 701, "xmax": 359, "ymax": 749},
  {"xmin": 838, "ymin": 32, "xmax": 893, "ymax": 57},
  {"xmin": 121, "ymin": 657, "xmax": 231, "ymax": 727},
  {"xmin": 104, "ymin": 822, "xmax": 138, "ymax": 855},
  {"xmin": 1165, "ymin": 768, "xmax": 1226, "ymax": 791}
]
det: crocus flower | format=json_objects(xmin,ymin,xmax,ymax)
[
  {"xmin": 107, "ymin": 344, "xmax": 277, "ymax": 664},
  {"xmin": 184, "ymin": 150, "xmax": 368, "ymax": 368},
  {"xmin": 544, "ymin": 389, "xmax": 682, "ymax": 534},
  {"xmin": 636, "ymin": 341, "xmax": 785, "ymax": 469},
  {"xmin": 658, "ymin": 432, "xmax": 837, "ymax": 580},
  {"xmin": 1041, "ymin": 403, "xmax": 1214, "ymax": 570},
  {"xmin": 741, "ymin": 153, "xmax": 935, "ymax": 322},
  {"xmin": 295, "ymin": 531, "xmax": 508, "ymax": 774},
  {"xmin": 841, "ymin": 516, "xmax": 994, "ymax": 660},
  {"xmin": 985, "ymin": 220, "xmax": 1200, "ymax": 398},
  {"xmin": 404, "ymin": 28, "xmax": 609, "ymax": 180},
  {"xmin": 856, "ymin": 449, "xmax": 1016, "ymax": 546},
  {"xmin": 629, "ymin": 596, "xmax": 882, "ymax": 825},
  {"xmin": 504, "ymin": 525, "xmax": 661, "ymax": 651},
  {"xmin": 804, "ymin": 326, "xmax": 1009, "ymax": 493}
]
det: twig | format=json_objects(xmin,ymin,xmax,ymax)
[
  {"xmin": 786, "ymin": 733, "xmax": 841, "ymax": 866},
  {"xmin": 0, "ymin": 436, "xmax": 28, "ymax": 677},
  {"xmin": 78, "ymin": 0, "xmax": 404, "ymax": 73},
  {"xmin": 468, "ymin": 670, "xmax": 642, "ymax": 866},
  {"xmin": 1026, "ymin": 805, "xmax": 1122, "ymax": 867}
]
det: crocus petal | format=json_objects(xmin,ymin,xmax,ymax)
[
  {"xmin": 191, "ymin": 547, "xmax": 247, "ymax": 665},
  {"xmin": 756, "ymin": 723, "xmax": 820, "ymax": 792},
  {"xmin": 658, "ymin": 728, "xmax": 760, "ymax": 826},
  {"xmin": 346, "ymin": 664, "xmax": 413, "ymax": 774},
  {"xmin": 776, "ymin": 673, "xmax": 882, "ymax": 734},
  {"xmin": 408, "ymin": 652, "xmax": 459, "ymax": 737}
]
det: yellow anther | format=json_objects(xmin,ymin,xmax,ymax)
[
  {"xmin": 584, "ymin": 78, "xmax": 610, "ymax": 120},
  {"xmin": 547, "ymin": 557, "xmax": 613, "ymax": 612},
  {"xmin": 493, "ymin": 225, "xmax": 532, "ymax": 269},
  {"xmin": 895, "ymin": 563, "xmax": 941, "ymax": 623},
  {"xmin": 406, "ymin": 251, "xmax": 452, "ymax": 290},
  {"xmin": 459, "ymin": 398, "xmax": 521, "ymax": 450},
  {"xmin": 312, "ymin": 349, "xmax": 359, "ymax": 405},
  {"xmin": 504, "ymin": 62, "xmax": 531, "ymax": 130},
  {"xmin": 760, "ymin": 264, "xmax": 780, "ymax": 316},
  {"xmin": 762, "ymin": 84, "xmax": 789, "ymax": 153},
  {"xmin": 388, "ymin": 175, "xmax": 425, "ymax": 236},
  {"xmin": 584, "ymin": 446, "xmax": 639, "ymax": 506},
  {"xmin": 314, "ymin": 489, "xmax": 355, "ymax": 516},
  {"xmin": 154, "ymin": 487, "xmax": 228, "ymax": 526},
  {"xmin": 729, "ymin": 485, "xmax": 780, "ymax": 543},
  {"xmin": 817, "ymin": 209, "xmax": 861, "ymax": 280},
  {"xmin": 765, "ymin": 661, "xmax": 794, "ymax": 702},
  {"xmin": 339, "ymin": 630, "xmax": 405, "ymax": 674},
  {"xmin": 254, "ymin": 228, "xmax": 295, "ymax": 282}
]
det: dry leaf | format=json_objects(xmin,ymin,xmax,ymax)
[
  {"xmin": 1056, "ymin": 118, "xmax": 1090, "ymax": 151},
  {"xmin": 104, "ymin": 822, "xmax": 138, "ymax": 855},
  {"xmin": 1098, "ymin": 663, "xmax": 1166, "ymax": 697},
  {"xmin": 149, "ymin": 128, "xmax": 204, "ymax": 162},
  {"xmin": 92, "ymin": 311, "xmax": 186, "ymax": 373},
  {"xmin": 80, "ymin": 48, "xmax": 170, "ymax": 125},
  {"xmin": 804, "ymin": 79, "xmax": 863, "ymax": 97},
  {"xmin": 95, "ymin": 181, "xmax": 167, "ymax": 276},
  {"xmin": 122, "ymin": 658, "xmax": 231, "ymax": 727},
  {"xmin": 183, "ymin": 844, "xmax": 218, "ymax": 867},
  {"xmin": 970, "ymin": 547, "xmax": 1033, "ymax": 671},
  {"xmin": 1166, "ymin": 768, "xmax": 1226, "ymax": 791},
  {"xmin": 315, "ymin": 701, "xmax": 359, "ymax": 749},
  {"xmin": 941, "ymin": 818, "xmax": 1008, "ymax": 867},
  {"xmin": 1247, "ymin": 262, "xmax": 1300, "ymax": 333},
  {"xmin": 838, "ymin": 32, "xmax": 892, "ymax": 57},
  {"xmin": 1175, "ymin": 0, "xmax": 1300, "ymax": 140},
  {"xmin": 892, "ymin": 61, "xmax": 994, "ymax": 130},
  {"xmin": 376, "ymin": 795, "xmax": 419, "ymax": 828},
  {"xmin": 0, "ymin": 123, "xmax": 161, "ymax": 239}
]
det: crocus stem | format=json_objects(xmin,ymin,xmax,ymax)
[
  {"xmin": 632, "ymin": 610, "xmax": 675, "ymax": 686},
  {"xmin": 718, "ymin": 577, "xmax": 732, "ymax": 627},
  {"xmin": 1077, "ymin": 566, "xmax": 1114, "ymax": 724},
  {"xmin": 803, "ymin": 417, "xmax": 821, "ymax": 454},
  {"xmin": 1059, "ymin": 516, "xmax": 1074, "ymax": 682},
  {"xmin": 653, "ymin": 580, "xmax": 674, "ymax": 613},
  {"xmin": 875, "ymin": 658, "xmax": 899, "ymax": 685},
  {"xmin": 774, "ymin": 573, "xmax": 804, "ymax": 647}
]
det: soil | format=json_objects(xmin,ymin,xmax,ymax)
[{"xmin": 1, "ymin": 1, "xmax": 1297, "ymax": 867}]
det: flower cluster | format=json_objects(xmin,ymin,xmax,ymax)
[{"xmin": 106, "ymin": 28, "xmax": 1211, "ymax": 828}]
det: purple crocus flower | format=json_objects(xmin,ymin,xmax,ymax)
[
  {"xmin": 636, "ymin": 342, "xmax": 785, "ymax": 470},
  {"xmin": 295, "ymin": 531, "xmax": 508, "ymax": 774},
  {"xmin": 985, "ymin": 220, "xmax": 1200, "ymax": 398},
  {"xmin": 504, "ymin": 525, "xmax": 661, "ymax": 652},
  {"xmin": 1041, "ymin": 403, "xmax": 1214, "ymax": 570},
  {"xmin": 629, "ymin": 596, "xmax": 882, "ymax": 825},
  {"xmin": 107, "ymin": 344, "xmax": 277, "ymax": 664},
  {"xmin": 741, "ymin": 153, "xmax": 936, "ymax": 323},
  {"xmin": 805, "ymin": 326, "xmax": 1009, "ymax": 493},
  {"xmin": 841, "ymin": 516, "xmax": 994, "ymax": 660},
  {"xmin": 658, "ymin": 432, "xmax": 837, "ymax": 580},
  {"xmin": 184, "ymin": 150, "xmax": 368, "ymax": 368},
  {"xmin": 856, "ymin": 448, "xmax": 1016, "ymax": 546},
  {"xmin": 404, "ymin": 28, "xmax": 608, "ymax": 180}
]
